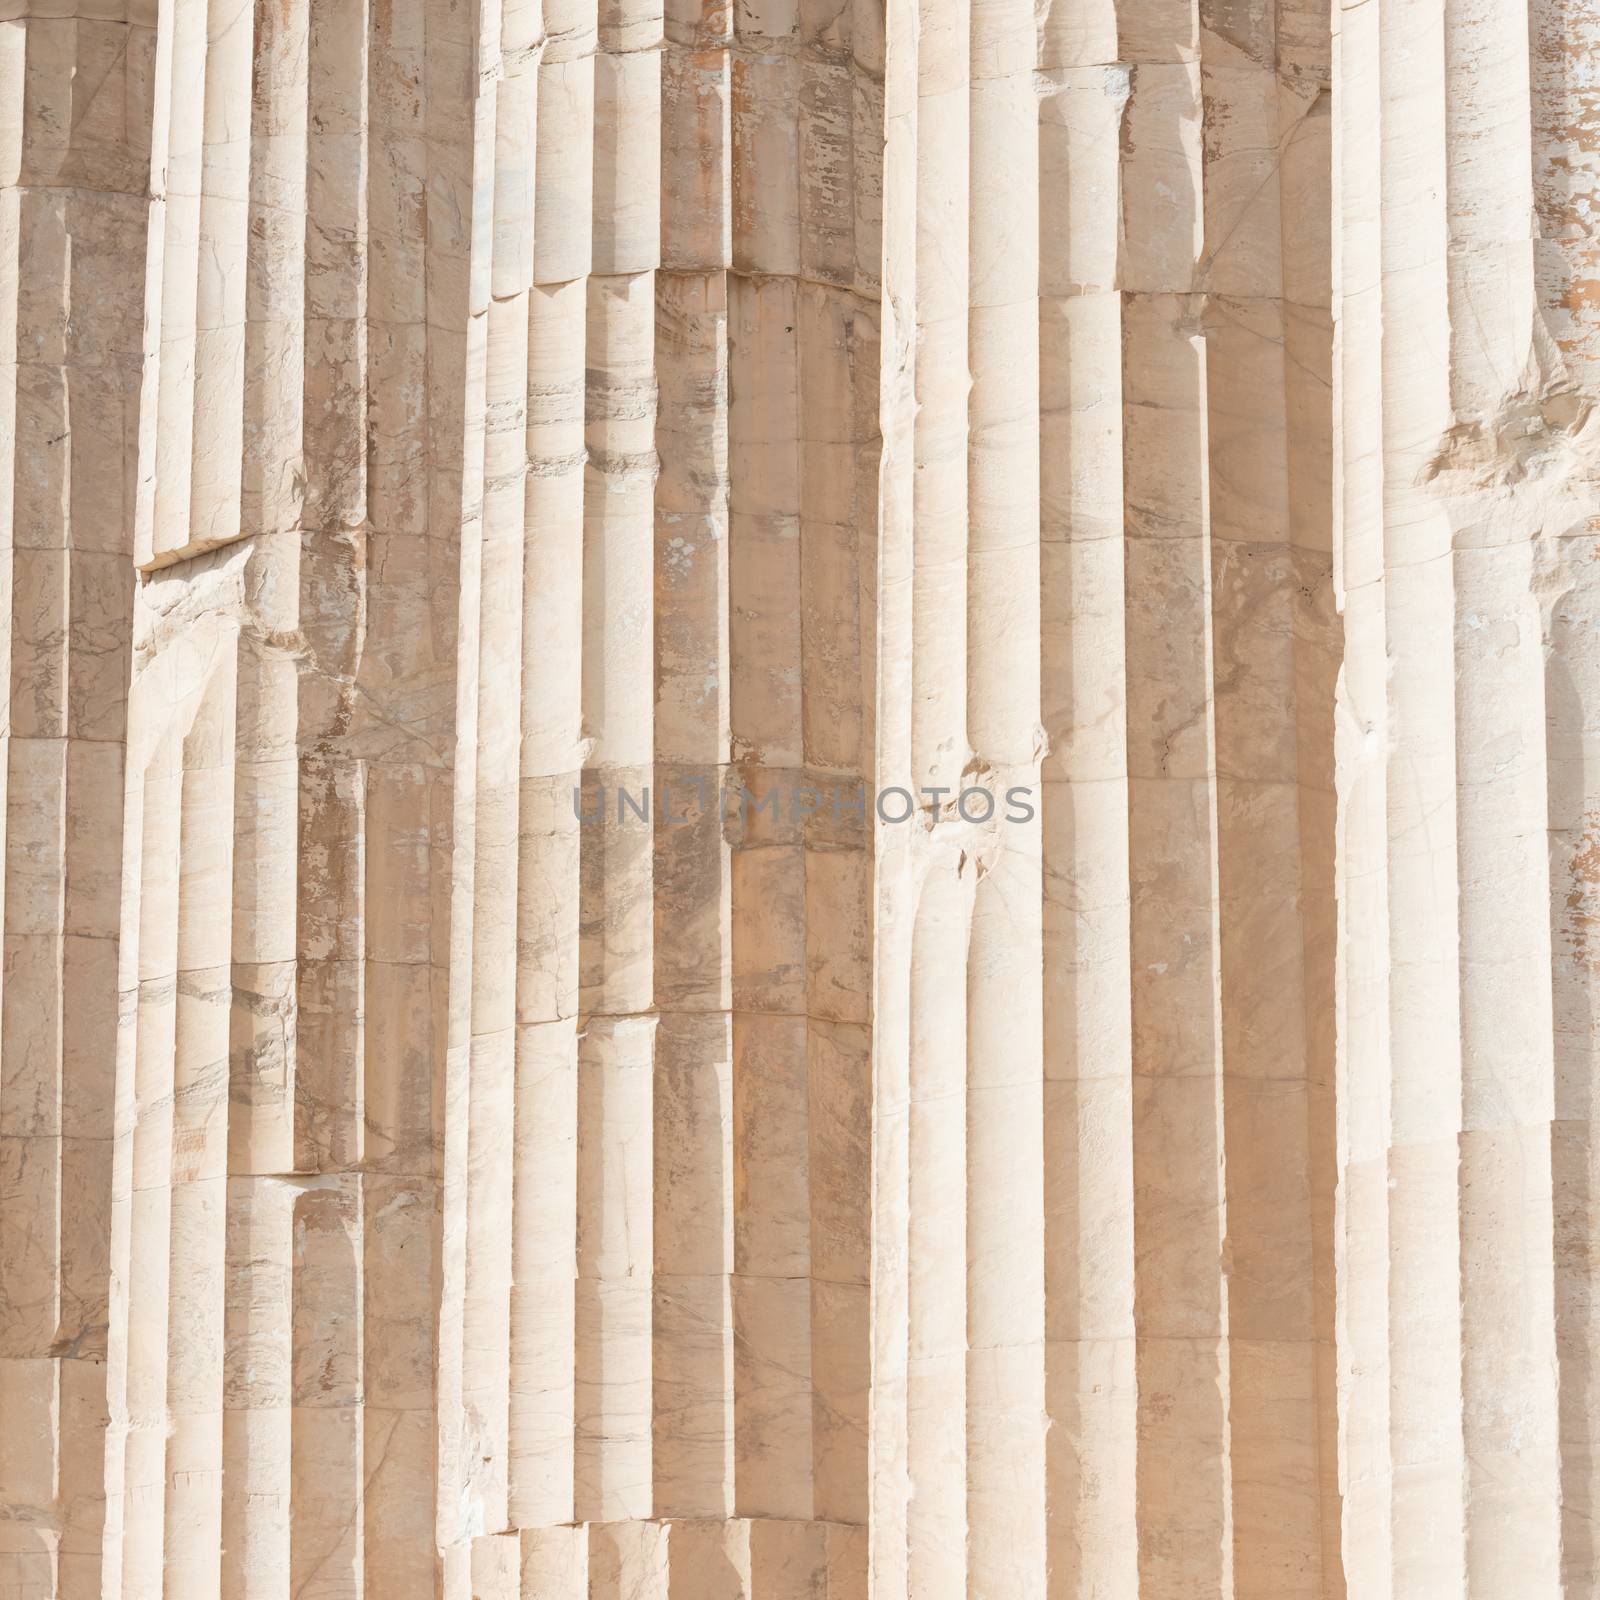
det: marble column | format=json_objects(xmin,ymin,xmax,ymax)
[
  {"xmin": 99, "ymin": 0, "xmax": 459, "ymax": 1591},
  {"xmin": 0, "ymin": 4, "xmax": 151, "ymax": 1595},
  {"xmin": 870, "ymin": 0, "xmax": 1340, "ymax": 1592},
  {"xmin": 7, "ymin": 0, "xmax": 1600, "ymax": 1586},
  {"xmin": 1334, "ymin": 0, "xmax": 1600, "ymax": 1589}
]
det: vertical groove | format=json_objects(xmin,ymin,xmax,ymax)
[
  {"xmin": 572, "ymin": 240, "xmax": 658, "ymax": 1513},
  {"xmin": 726, "ymin": 0, "xmax": 809, "ymax": 1528},
  {"xmin": 1331, "ymin": 0, "xmax": 1392, "ymax": 1581},
  {"xmin": 358, "ymin": 0, "xmax": 446, "ymax": 1579},
  {"xmin": 511, "ymin": 271, "xmax": 587, "ymax": 1529},
  {"xmin": 866, "ymin": 0, "xmax": 919, "ymax": 1579},
  {"xmin": 654, "ymin": 0, "xmax": 734, "ymax": 1523},
  {"xmin": 510, "ymin": 0, "xmax": 595, "ymax": 1541},
  {"xmin": 1281, "ymin": 1, "xmax": 1344, "ymax": 1582},
  {"xmin": 187, "ymin": 0, "xmax": 252, "ymax": 552},
  {"xmin": 1374, "ymin": 0, "xmax": 1466, "ymax": 1588},
  {"xmin": 117, "ymin": 726, "xmax": 181, "ymax": 1600},
  {"xmin": 485, "ymin": 31, "xmax": 540, "ymax": 1515},
  {"xmin": 1444, "ymin": 0, "xmax": 1563, "ymax": 1591},
  {"xmin": 899, "ymin": 0, "xmax": 971, "ymax": 1585},
  {"xmin": 908, "ymin": 0, "xmax": 967, "ymax": 800},
  {"xmin": 1119, "ymin": 0, "xmax": 1232, "ymax": 1583},
  {"xmin": 458, "ymin": 0, "xmax": 532, "ymax": 1533},
  {"xmin": 1201, "ymin": 0, "xmax": 1340, "ymax": 1577},
  {"xmin": 1036, "ymin": 1, "xmax": 1139, "ymax": 1586},
  {"xmin": 144, "ymin": 0, "xmax": 204, "ymax": 564},
  {"xmin": 435, "ymin": 0, "xmax": 498, "ymax": 1575},
  {"xmin": 905, "ymin": 873, "xmax": 970, "ymax": 1600},
  {"xmin": 220, "ymin": 0, "xmax": 306, "ymax": 1588},
  {"xmin": 571, "ymin": 0, "xmax": 659, "ymax": 1496},
  {"xmin": 581, "ymin": 0, "xmax": 663, "ymax": 1533},
  {"xmin": 165, "ymin": 657, "xmax": 236, "ymax": 1600},
  {"xmin": 294, "ymin": 0, "xmax": 372, "ymax": 1584},
  {"xmin": 965, "ymin": 0, "xmax": 1044, "ymax": 1581}
]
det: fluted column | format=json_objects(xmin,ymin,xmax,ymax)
[
  {"xmin": 871, "ymin": 0, "xmax": 1340, "ymax": 1591},
  {"xmin": 438, "ymin": 0, "xmax": 881, "ymax": 1591},
  {"xmin": 1334, "ymin": 0, "xmax": 1596, "ymax": 1586},
  {"xmin": 0, "ymin": 5, "xmax": 152, "ymax": 1597},
  {"xmin": 19, "ymin": 0, "xmax": 1600, "ymax": 1587},
  {"xmin": 101, "ymin": 0, "xmax": 465, "ymax": 1592}
]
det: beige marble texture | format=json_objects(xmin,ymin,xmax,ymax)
[{"xmin": 0, "ymin": 0, "xmax": 1591, "ymax": 1589}]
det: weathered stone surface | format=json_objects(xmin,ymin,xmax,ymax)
[
  {"xmin": 1334, "ymin": 0, "xmax": 1600, "ymax": 1593},
  {"xmin": 0, "ymin": 0, "xmax": 1591, "ymax": 1589}
]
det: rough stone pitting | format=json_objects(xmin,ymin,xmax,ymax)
[{"xmin": 0, "ymin": 0, "xmax": 1593, "ymax": 1590}]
